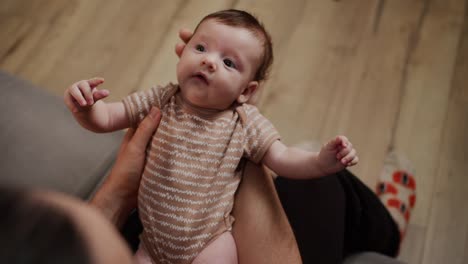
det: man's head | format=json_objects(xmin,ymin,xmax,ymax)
[
  {"xmin": 176, "ymin": 9, "xmax": 274, "ymax": 110},
  {"xmin": 0, "ymin": 186, "xmax": 134, "ymax": 264}
]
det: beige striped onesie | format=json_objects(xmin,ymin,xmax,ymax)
[{"xmin": 122, "ymin": 83, "xmax": 280, "ymax": 264}]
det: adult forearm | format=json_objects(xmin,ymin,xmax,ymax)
[
  {"xmin": 89, "ymin": 106, "xmax": 160, "ymax": 228},
  {"xmin": 90, "ymin": 182, "xmax": 135, "ymax": 229}
]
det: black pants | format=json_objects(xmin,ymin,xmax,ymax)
[
  {"xmin": 274, "ymin": 169, "xmax": 400, "ymax": 263},
  {"xmin": 122, "ymin": 170, "xmax": 400, "ymax": 263}
]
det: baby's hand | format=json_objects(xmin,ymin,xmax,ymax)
[
  {"xmin": 317, "ymin": 136, "xmax": 359, "ymax": 175},
  {"xmin": 64, "ymin": 77, "xmax": 109, "ymax": 113}
]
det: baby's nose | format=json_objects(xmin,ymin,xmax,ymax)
[{"xmin": 201, "ymin": 56, "xmax": 217, "ymax": 71}]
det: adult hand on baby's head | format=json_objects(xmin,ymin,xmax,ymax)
[
  {"xmin": 175, "ymin": 28, "xmax": 193, "ymax": 58},
  {"xmin": 91, "ymin": 107, "xmax": 162, "ymax": 227}
]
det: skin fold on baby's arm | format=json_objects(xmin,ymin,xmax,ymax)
[{"xmin": 64, "ymin": 78, "xmax": 130, "ymax": 133}]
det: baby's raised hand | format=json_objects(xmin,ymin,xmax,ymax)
[
  {"xmin": 317, "ymin": 136, "xmax": 359, "ymax": 175},
  {"xmin": 64, "ymin": 77, "xmax": 109, "ymax": 113}
]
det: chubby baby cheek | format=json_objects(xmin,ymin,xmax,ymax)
[{"xmin": 176, "ymin": 61, "xmax": 184, "ymax": 83}]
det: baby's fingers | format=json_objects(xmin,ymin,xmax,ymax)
[
  {"xmin": 68, "ymin": 84, "xmax": 87, "ymax": 107},
  {"xmin": 92, "ymin": 89, "xmax": 110, "ymax": 101},
  {"xmin": 347, "ymin": 155, "xmax": 359, "ymax": 166},
  {"xmin": 326, "ymin": 135, "xmax": 348, "ymax": 151},
  {"xmin": 77, "ymin": 81, "xmax": 94, "ymax": 105},
  {"xmin": 336, "ymin": 135, "xmax": 350, "ymax": 148},
  {"xmin": 87, "ymin": 77, "xmax": 105, "ymax": 88},
  {"xmin": 341, "ymin": 149, "xmax": 357, "ymax": 165},
  {"xmin": 337, "ymin": 147, "xmax": 349, "ymax": 160},
  {"xmin": 64, "ymin": 91, "xmax": 81, "ymax": 113}
]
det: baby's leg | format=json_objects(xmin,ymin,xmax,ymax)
[
  {"xmin": 192, "ymin": 232, "xmax": 237, "ymax": 264},
  {"xmin": 134, "ymin": 243, "xmax": 153, "ymax": 264}
]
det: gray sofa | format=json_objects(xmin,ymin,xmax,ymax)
[
  {"xmin": 0, "ymin": 70, "xmax": 404, "ymax": 264},
  {"xmin": 0, "ymin": 71, "xmax": 123, "ymax": 199}
]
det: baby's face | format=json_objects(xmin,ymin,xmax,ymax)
[{"xmin": 176, "ymin": 19, "xmax": 263, "ymax": 110}]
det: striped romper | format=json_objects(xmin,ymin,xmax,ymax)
[{"xmin": 123, "ymin": 83, "xmax": 280, "ymax": 264}]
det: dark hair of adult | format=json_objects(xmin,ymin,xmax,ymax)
[{"xmin": 0, "ymin": 186, "xmax": 91, "ymax": 264}]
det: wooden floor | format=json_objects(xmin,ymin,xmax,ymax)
[{"xmin": 1, "ymin": 0, "xmax": 467, "ymax": 263}]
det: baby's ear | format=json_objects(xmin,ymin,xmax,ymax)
[{"xmin": 237, "ymin": 81, "xmax": 259, "ymax": 104}]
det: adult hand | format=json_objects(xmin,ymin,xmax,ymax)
[
  {"xmin": 90, "ymin": 107, "xmax": 162, "ymax": 228},
  {"xmin": 174, "ymin": 28, "xmax": 193, "ymax": 57}
]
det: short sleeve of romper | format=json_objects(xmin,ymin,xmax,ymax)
[
  {"xmin": 241, "ymin": 104, "xmax": 281, "ymax": 164},
  {"xmin": 122, "ymin": 83, "xmax": 177, "ymax": 127}
]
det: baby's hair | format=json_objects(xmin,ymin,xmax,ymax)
[{"xmin": 195, "ymin": 9, "xmax": 274, "ymax": 82}]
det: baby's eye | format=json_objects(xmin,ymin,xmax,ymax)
[
  {"xmin": 223, "ymin": 58, "xmax": 236, "ymax": 69},
  {"xmin": 195, "ymin": 44, "xmax": 205, "ymax": 52}
]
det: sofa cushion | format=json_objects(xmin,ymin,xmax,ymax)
[
  {"xmin": 343, "ymin": 252, "xmax": 406, "ymax": 264},
  {"xmin": 0, "ymin": 71, "xmax": 123, "ymax": 199}
]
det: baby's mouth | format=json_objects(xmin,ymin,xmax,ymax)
[{"xmin": 193, "ymin": 73, "xmax": 209, "ymax": 85}]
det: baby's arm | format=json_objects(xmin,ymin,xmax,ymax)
[
  {"xmin": 262, "ymin": 136, "xmax": 358, "ymax": 179},
  {"xmin": 64, "ymin": 78, "xmax": 130, "ymax": 133}
]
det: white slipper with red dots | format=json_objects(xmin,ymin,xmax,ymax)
[{"xmin": 376, "ymin": 152, "xmax": 416, "ymax": 240}]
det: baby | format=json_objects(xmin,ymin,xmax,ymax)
[{"xmin": 64, "ymin": 9, "xmax": 358, "ymax": 264}]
